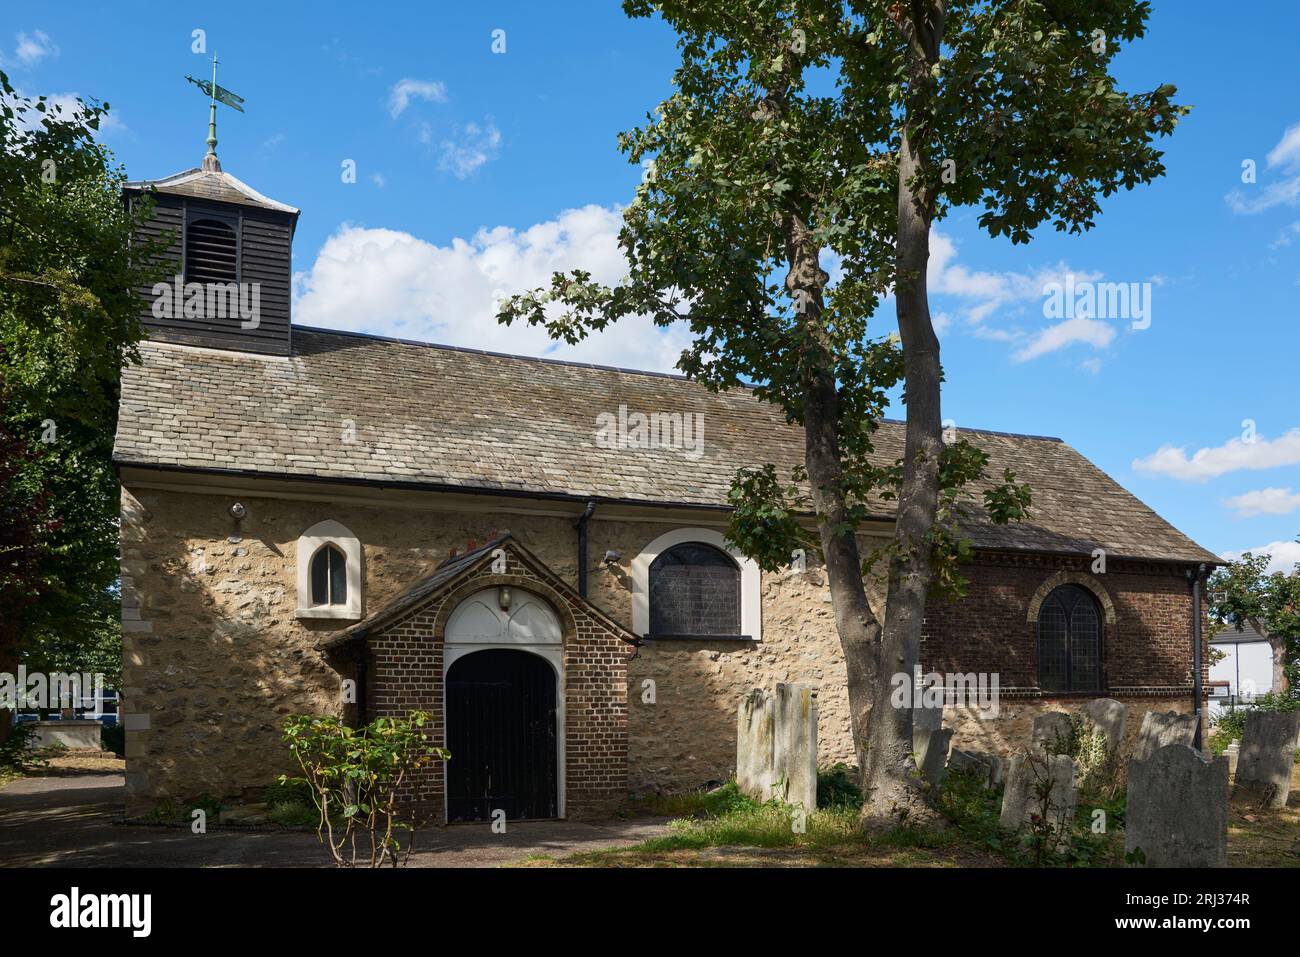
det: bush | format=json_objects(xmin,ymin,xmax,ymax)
[
  {"xmin": 282, "ymin": 710, "xmax": 448, "ymax": 867},
  {"xmin": 0, "ymin": 724, "xmax": 39, "ymax": 772},
  {"xmin": 1209, "ymin": 692, "xmax": 1300, "ymax": 754},
  {"xmin": 101, "ymin": 724, "xmax": 125, "ymax": 757},
  {"xmin": 817, "ymin": 762, "xmax": 863, "ymax": 809}
]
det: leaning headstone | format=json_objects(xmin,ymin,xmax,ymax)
[
  {"xmin": 1031, "ymin": 712, "xmax": 1074, "ymax": 755},
  {"xmin": 1126, "ymin": 744, "xmax": 1228, "ymax": 867},
  {"xmin": 914, "ymin": 727, "xmax": 953, "ymax": 788},
  {"xmin": 999, "ymin": 752, "xmax": 1077, "ymax": 839},
  {"xmin": 736, "ymin": 689, "xmax": 776, "ymax": 800},
  {"xmin": 1082, "ymin": 698, "xmax": 1130, "ymax": 757},
  {"xmin": 948, "ymin": 748, "xmax": 993, "ymax": 787},
  {"xmin": 914, "ymin": 702, "xmax": 943, "ymax": 732},
  {"xmin": 772, "ymin": 683, "xmax": 818, "ymax": 809},
  {"xmin": 1132, "ymin": 710, "xmax": 1198, "ymax": 764},
  {"xmin": 1234, "ymin": 711, "xmax": 1300, "ymax": 809}
]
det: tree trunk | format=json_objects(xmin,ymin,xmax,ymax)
[
  {"xmin": 859, "ymin": 1, "xmax": 948, "ymax": 825},
  {"xmin": 1267, "ymin": 629, "xmax": 1291, "ymax": 697}
]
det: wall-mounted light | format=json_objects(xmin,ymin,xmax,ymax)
[
  {"xmin": 229, "ymin": 502, "xmax": 247, "ymax": 521},
  {"xmin": 498, "ymin": 586, "xmax": 512, "ymax": 611},
  {"xmin": 602, "ymin": 550, "xmax": 622, "ymax": 568}
]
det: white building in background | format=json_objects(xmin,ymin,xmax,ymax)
[{"xmin": 1209, "ymin": 621, "xmax": 1274, "ymax": 717}]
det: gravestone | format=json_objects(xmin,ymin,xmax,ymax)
[
  {"xmin": 737, "ymin": 689, "xmax": 776, "ymax": 799},
  {"xmin": 999, "ymin": 752, "xmax": 1077, "ymax": 839},
  {"xmin": 914, "ymin": 727, "xmax": 953, "ymax": 788},
  {"xmin": 1082, "ymin": 698, "xmax": 1130, "ymax": 756},
  {"xmin": 30, "ymin": 719, "xmax": 102, "ymax": 751},
  {"xmin": 1031, "ymin": 712, "xmax": 1074, "ymax": 755},
  {"xmin": 736, "ymin": 684, "xmax": 818, "ymax": 808},
  {"xmin": 773, "ymin": 683, "xmax": 819, "ymax": 810},
  {"xmin": 1222, "ymin": 740, "xmax": 1240, "ymax": 780},
  {"xmin": 948, "ymin": 748, "xmax": 993, "ymax": 787},
  {"xmin": 1234, "ymin": 711, "xmax": 1300, "ymax": 809},
  {"xmin": 1126, "ymin": 743, "xmax": 1228, "ymax": 867},
  {"xmin": 914, "ymin": 702, "xmax": 944, "ymax": 732},
  {"xmin": 1132, "ymin": 710, "xmax": 1197, "ymax": 763}
]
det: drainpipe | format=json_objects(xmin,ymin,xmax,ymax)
[
  {"xmin": 1187, "ymin": 563, "xmax": 1207, "ymax": 749},
  {"xmin": 575, "ymin": 500, "xmax": 596, "ymax": 598},
  {"xmin": 349, "ymin": 642, "xmax": 368, "ymax": 726}
]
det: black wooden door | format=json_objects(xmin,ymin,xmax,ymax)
[{"xmin": 446, "ymin": 649, "xmax": 558, "ymax": 822}]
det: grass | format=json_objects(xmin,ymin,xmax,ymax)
[{"xmin": 552, "ymin": 765, "xmax": 1281, "ymax": 869}]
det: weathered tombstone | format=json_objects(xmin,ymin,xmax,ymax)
[
  {"xmin": 987, "ymin": 753, "xmax": 1008, "ymax": 789},
  {"xmin": 737, "ymin": 689, "xmax": 776, "ymax": 800},
  {"xmin": 948, "ymin": 748, "xmax": 993, "ymax": 787},
  {"xmin": 773, "ymin": 683, "xmax": 818, "ymax": 809},
  {"xmin": 1031, "ymin": 711, "xmax": 1074, "ymax": 755},
  {"xmin": 914, "ymin": 727, "xmax": 953, "ymax": 788},
  {"xmin": 999, "ymin": 752, "xmax": 1077, "ymax": 840},
  {"xmin": 1082, "ymin": 698, "xmax": 1130, "ymax": 757},
  {"xmin": 1234, "ymin": 711, "xmax": 1300, "ymax": 809},
  {"xmin": 1222, "ymin": 739, "xmax": 1241, "ymax": 780},
  {"xmin": 1132, "ymin": 710, "xmax": 1197, "ymax": 763},
  {"xmin": 1126, "ymin": 744, "xmax": 1228, "ymax": 867},
  {"xmin": 914, "ymin": 702, "xmax": 943, "ymax": 732},
  {"xmin": 737, "ymin": 684, "xmax": 819, "ymax": 808}
]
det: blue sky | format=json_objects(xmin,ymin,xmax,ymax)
[{"xmin": 9, "ymin": 1, "xmax": 1300, "ymax": 568}]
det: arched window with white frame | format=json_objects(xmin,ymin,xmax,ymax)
[
  {"xmin": 632, "ymin": 528, "xmax": 761, "ymax": 641},
  {"xmin": 296, "ymin": 520, "xmax": 363, "ymax": 620}
]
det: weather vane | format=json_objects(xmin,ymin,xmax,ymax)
[{"xmin": 185, "ymin": 54, "xmax": 245, "ymax": 171}]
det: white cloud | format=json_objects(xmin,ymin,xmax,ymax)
[
  {"xmin": 1267, "ymin": 122, "xmax": 1300, "ymax": 170},
  {"xmin": 387, "ymin": 78, "xmax": 446, "ymax": 119},
  {"xmin": 369, "ymin": 172, "xmax": 386, "ymax": 188},
  {"xmin": 1011, "ymin": 316, "xmax": 1115, "ymax": 362},
  {"xmin": 293, "ymin": 204, "xmax": 693, "ymax": 372},
  {"xmin": 1132, "ymin": 427, "xmax": 1300, "ymax": 481},
  {"xmin": 1226, "ymin": 121, "xmax": 1300, "ymax": 214},
  {"xmin": 438, "ymin": 121, "xmax": 501, "ymax": 178},
  {"xmin": 1222, "ymin": 487, "xmax": 1300, "ymax": 518},
  {"xmin": 1220, "ymin": 539, "xmax": 1300, "ymax": 575},
  {"xmin": 10, "ymin": 30, "xmax": 57, "ymax": 67},
  {"xmin": 3, "ymin": 88, "xmax": 124, "ymax": 135}
]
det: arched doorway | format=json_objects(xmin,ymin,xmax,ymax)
[
  {"xmin": 446, "ymin": 649, "xmax": 558, "ymax": 822},
  {"xmin": 443, "ymin": 587, "xmax": 564, "ymax": 822}
]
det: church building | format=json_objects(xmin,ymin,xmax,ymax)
[{"xmin": 112, "ymin": 150, "xmax": 1219, "ymax": 820}]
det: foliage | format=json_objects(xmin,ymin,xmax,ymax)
[
  {"xmin": 816, "ymin": 762, "xmax": 863, "ymax": 809},
  {"xmin": 1208, "ymin": 692, "xmax": 1300, "ymax": 755},
  {"xmin": 0, "ymin": 68, "xmax": 168, "ymax": 735},
  {"xmin": 496, "ymin": 1, "xmax": 1182, "ymax": 813},
  {"xmin": 281, "ymin": 711, "xmax": 449, "ymax": 867},
  {"xmin": 1208, "ymin": 544, "xmax": 1300, "ymax": 693},
  {"xmin": 0, "ymin": 722, "xmax": 40, "ymax": 771},
  {"xmin": 100, "ymin": 723, "xmax": 124, "ymax": 757}
]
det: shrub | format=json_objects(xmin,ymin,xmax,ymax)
[
  {"xmin": 0, "ymin": 724, "xmax": 39, "ymax": 772},
  {"xmin": 816, "ymin": 762, "xmax": 863, "ymax": 809},
  {"xmin": 282, "ymin": 710, "xmax": 448, "ymax": 867},
  {"xmin": 101, "ymin": 724, "xmax": 125, "ymax": 757}
]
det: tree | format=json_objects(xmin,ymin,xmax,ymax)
[
  {"xmin": 1208, "ymin": 545, "xmax": 1300, "ymax": 699},
  {"xmin": 497, "ymin": 0, "xmax": 1183, "ymax": 824},
  {"xmin": 0, "ymin": 69, "xmax": 163, "ymax": 738}
]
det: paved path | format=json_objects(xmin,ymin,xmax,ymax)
[{"xmin": 0, "ymin": 771, "xmax": 667, "ymax": 868}]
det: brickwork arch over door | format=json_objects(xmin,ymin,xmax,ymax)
[{"xmin": 443, "ymin": 587, "xmax": 565, "ymax": 821}]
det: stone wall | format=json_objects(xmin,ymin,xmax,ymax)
[{"xmin": 119, "ymin": 480, "xmax": 1207, "ymax": 811}]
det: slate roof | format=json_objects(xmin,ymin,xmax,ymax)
[
  {"xmin": 113, "ymin": 326, "xmax": 1219, "ymax": 565},
  {"xmin": 123, "ymin": 168, "xmax": 300, "ymax": 216},
  {"xmin": 1211, "ymin": 620, "xmax": 1267, "ymax": 644}
]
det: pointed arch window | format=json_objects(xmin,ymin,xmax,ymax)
[
  {"xmin": 296, "ymin": 520, "xmax": 363, "ymax": 620},
  {"xmin": 1037, "ymin": 584, "xmax": 1102, "ymax": 693},
  {"xmin": 310, "ymin": 544, "xmax": 348, "ymax": 607}
]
